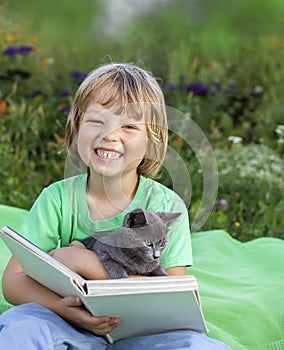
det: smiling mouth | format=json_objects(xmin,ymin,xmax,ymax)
[{"xmin": 95, "ymin": 149, "xmax": 122, "ymax": 160}]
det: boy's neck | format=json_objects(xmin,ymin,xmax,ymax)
[{"xmin": 86, "ymin": 171, "xmax": 140, "ymax": 220}]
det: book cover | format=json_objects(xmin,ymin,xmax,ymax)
[{"xmin": 0, "ymin": 225, "xmax": 208, "ymax": 342}]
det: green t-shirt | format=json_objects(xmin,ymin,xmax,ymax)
[{"xmin": 20, "ymin": 174, "xmax": 192, "ymax": 269}]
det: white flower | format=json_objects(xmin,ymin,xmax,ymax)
[
  {"xmin": 228, "ymin": 136, "xmax": 243, "ymax": 144},
  {"xmin": 276, "ymin": 125, "xmax": 284, "ymax": 136}
]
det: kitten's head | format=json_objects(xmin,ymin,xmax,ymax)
[{"xmin": 122, "ymin": 208, "xmax": 181, "ymax": 260}]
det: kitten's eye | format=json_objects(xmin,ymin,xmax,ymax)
[
  {"xmin": 160, "ymin": 240, "xmax": 166, "ymax": 248},
  {"xmin": 145, "ymin": 241, "xmax": 152, "ymax": 246}
]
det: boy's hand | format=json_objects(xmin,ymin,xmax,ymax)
[{"xmin": 55, "ymin": 295, "xmax": 121, "ymax": 335}]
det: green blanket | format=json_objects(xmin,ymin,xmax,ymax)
[
  {"xmin": 0, "ymin": 205, "xmax": 284, "ymax": 350},
  {"xmin": 0, "ymin": 204, "xmax": 29, "ymax": 313},
  {"xmin": 190, "ymin": 231, "xmax": 284, "ymax": 350}
]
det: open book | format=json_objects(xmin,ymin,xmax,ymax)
[{"xmin": 0, "ymin": 225, "xmax": 208, "ymax": 343}]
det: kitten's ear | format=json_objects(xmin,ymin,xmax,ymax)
[
  {"xmin": 157, "ymin": 212, "xmax": 181, "ymax": 227},
  {"xmin": 123, "ymin": 208, "xmax": 147, "ymax": 228}
]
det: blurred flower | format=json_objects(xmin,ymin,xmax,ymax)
[
  {"xmin": 234, "ymin": 221, "xmax": 241, "ymax": 227},
  {"xmin": 42, "ymin": 57, "xmax": 54, "ymax": 65},
  {"xmin": 228, "ymin": 136, "xmax": 243, "ymax": 144},
  {"xmin": 228, "ymin": 83, "xmax": 238, "ymax": 90},
  {"xmin": 0, "ymin": 100, "xmax": 7, "ymax": 114},
  {"xmin": 250, "ymin": 85, "xmax": 263, "ymax": 99},
  {"xmin": 32, "ymin": 47, "xmax": 40, "ymax": 54},
  {"xmin": 174, "ymin": 136, "xmax": 182, "ymax": 146},
  {"xmin": 58, "ymin": 103, "xmax": 70, "ymax": 115},
  {"xmin": 168, "ymin": 83, "xmax": 178, "ymax": 91},
  {"xmin": 3, "ymin": 46, "xmax": 18, "ymax": 57},
  {"xmin": 275, "ymin": 125, "xmax": 284, "ymax": 136},
  {"xmin": 219, "ymin": 198, "xmax": 229, "ymax": 209},
  {"xmin": 61, "ymin": 89, "xmax": 71, "ymax": 97},
  {"xmin": 5, "ymin": 35, "xmax": 14, "ymax": 43},
  {"xmin": 18, "ymin": 46, "xmax": 34, "ymax": 55},
  {"xmin": 185, "ymin": 82, "xmax": 208, "ymax": 97},
  {"xmin": 56, "ymin": 136, "xmax": 66, "ymax": 144},
  {"xmin": 30, "ymin": 36, "xmax": 38, "ymax": 43},
  {"xmin": 3, "ymin": 45, "xmax": 35, "ymax": 57},
  {"xmin": 70, "ymin": 70, "xmax": 87, "ymax": 81}
]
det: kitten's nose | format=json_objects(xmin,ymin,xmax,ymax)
[{"xmin": 153, "ymin": 250, "xmax": 160, "ymax": 259}]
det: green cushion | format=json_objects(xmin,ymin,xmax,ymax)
[
  {"xmin": 190, "ymin": 230, "xmax": 284, "ymax": 350},
  {"xmin": 0, "ymin": 204, "xmax": 28, "ymax": 313}
]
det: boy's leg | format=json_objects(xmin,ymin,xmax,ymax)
[
  {"xmin": 0, "ymin": 303, "xmax": 108, "ymax": 350},
  {"xmin": 113, "ymin": 330, "xmax": 232, "ymax": 350}
]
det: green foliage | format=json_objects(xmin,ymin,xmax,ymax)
[
  {"xmin": 0, "ymin": 2, "xmax": 284, "ymax": 241},
  {"xmin": 201, "ymin": 144, "xmax": 284, "ymax": 241},
  {"xmin": 0, "ymin": 96, "xmax": 66, "ymax": 208},
  {"xmin": 163, "ymin": 138, "xmax": 284, "ymax": 241}
]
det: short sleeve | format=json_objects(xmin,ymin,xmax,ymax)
[
  {"xmin": 19, "ymin": 187, "xmax": 62, "ymax": 251},
  {"xmin": 159, "ymin": 195, "xmax": 192, "ymax": 269}
]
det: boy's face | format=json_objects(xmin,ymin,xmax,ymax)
[{"xmin": 77, "ymin": 102, "xmax": 148, "ymax": 179}]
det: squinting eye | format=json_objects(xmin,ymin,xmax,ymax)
[
  {"xmin": 123, "ymin": 124, "xmax": 136, "ymax": 130},
  {"xmin": 160, "ymin": 241, "xmax": 166, "ymax": 248},
  {"xmin": 91, "ymin": 119, "xmax": 104, "ymax": 124},
  {"xmin": 145, "ymin": 241, "xmax": 152, "ymax": 246}
]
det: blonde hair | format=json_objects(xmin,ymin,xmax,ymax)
[{"xmin": 66, "ymin": 63, "xmax": 168, "ymax": 178}]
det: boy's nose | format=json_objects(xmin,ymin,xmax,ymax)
[{"xmin": 103, "ymin": 128, "xmax": 120, "ymax": 142}]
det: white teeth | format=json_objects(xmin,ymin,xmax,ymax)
[{"xmin": 96, "ymin": 149, "xmax": 121, "ymax": 160}]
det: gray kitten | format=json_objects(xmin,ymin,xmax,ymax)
[{"xmin": 81, "ymin": 208, "xmax": 181, "ymax": 279}]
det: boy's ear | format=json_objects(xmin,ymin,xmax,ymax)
[
  {"xmin": 124, "ymin": 208, "xmax": 147, "ymax": 228},
  {"xmin": 157, "ymin": 212, "xmax": 182, "ymax": 227}
]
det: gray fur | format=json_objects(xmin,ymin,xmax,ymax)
[{"xmin": 81, "ymin": 208, "xmax": 181, "ymax": 279}]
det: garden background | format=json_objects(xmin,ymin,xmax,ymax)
[{"xmin": 0, "ymin": 0, "xmax": 283, "ymax": 241}]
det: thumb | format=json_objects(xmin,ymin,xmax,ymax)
[{"xmin": 63, "ymin": 295, "xmax": 82, "ymax": 307}]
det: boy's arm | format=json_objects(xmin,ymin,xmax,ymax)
[
  {"xmin": 49, "ymin": 242, "xmax": 109, "ymax": 280},
  {"xmin": 50, "ymin": 241, "xmax": 187, "ymax": 278},
  {"xmin": 166, "ymin": 266, "xmax": 187, "ymax": 275},
  {"xmin": 2, "ymin": 256, "xmax": 121, "ymax": 334}
]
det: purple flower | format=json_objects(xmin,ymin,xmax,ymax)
[
  {"xmin": 3, "ymin": 47, "xmax": 18, "ymax": 57},
  {"xmin": 61, "ymin": 89, "xmax": 71, "ymax": 97},
  {"xmin": 228, "ymin": 83, "xmax": 238, "ymax": 90},
  {"xmin": 219, "ymin": 199, "xmax": 229, "ymax": 209},
  {"xmin": 18, "ymin": 46, "xmax": 34, "ymax": 55},
  {"xmin": 168, "ymin": 83, "xmax": 178, "ymax": 91},
  {"xmin": 3, "ymin": 46, "xmax": 34, "ymax": 57},
  {"xmin": 70, "ymin": 71, "xmax": 87, "ymax": 81},
  {"xmin": 185, "ymin": 82, "xmax": 208, "ymax": 97},
  {"xmin": 59, "ymin": 106, "xmax": 70, "ymax": 115}
]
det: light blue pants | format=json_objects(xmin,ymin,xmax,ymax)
[{"xmin": 0, "ymin": 303, "xmax": 231, "ymax": 350}]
